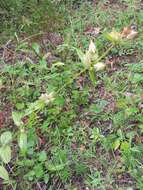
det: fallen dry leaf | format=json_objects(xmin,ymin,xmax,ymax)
[
  {"xmin": 126, "ymin": 30, "xmax": 138, "ymax": 39},
  {"xmin": 80, "ymin": 145, "xmax": 86, "ymax": 152},
  {"xmin": 106, "ymin": 58, "xmax": 114, "ymax": 69},
  {"xmin": 121, "ymin": 26, "xmax": 138, "ymax": 39},
  {"xmin": 84, "ymin": 26, "xmax": 100, "ymax": 37}
]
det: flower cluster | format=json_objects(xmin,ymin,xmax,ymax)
[{"xmin": 39, "ymin": 92, "xmax": 55, "ymax": 105}]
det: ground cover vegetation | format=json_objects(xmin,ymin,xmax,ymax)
[{"xmin": 1, "ymin": 0, "xmax": 143, "ymax": 189}]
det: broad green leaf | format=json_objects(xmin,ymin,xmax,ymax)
[
  {"xmin": 53, "ymin": 62, "xmax": 65, "ymax": 67},
  {"xmin": 89, "ymin": 68, "xmax": 96, "ymax": 84},
  {"xmin": 0, "ymin": 146, "xmax": 11, "ymax": 164},
  {"xmin": 32, "ymin": 43, "xmax": 40, "ymax": 54},
  {"xmin": 130, "ymin": 73, "xmax": 143, "ymax": 84},
  {"xmin": 38, "ymin": 151, "xmax": 47, "ymax": 162},
  {"xmin": 120, "ymin": 141, "xmax": 130, "ymax": 151},
  {"xmin": 44, "ymin": 174, "xmax": 49, "ymax": 184},
  {"xmin": 0, "ymin": 166, "xmax": 9, "ymax": 181},
  {"xmin": 18, "ymin": 130, "xmax": 27, "ymax": 153},
  {"xmin": 46, "ymin": 163, "xmax": 65, "ymax": 172},
  {"xmin": 125, "ymin": 107, "xmax": 138, "ymax": 116},
  {"xmin": 15, "ymin": 102, "xmax": 25, "ymax": 110},
  {"xmin": 74, "ymin": 47, "xmax": 85, "ymax": 64},
  {"xmin": 112, "ymin": 139, "xmax": 120, "ymax": 151},
  {"xmin": 34, "ymin": 165, "xmax": 44, "ymax": 178},
  {"xmin": 12, "ymin": 111, "xmax": 24, "ymax": 126},
  {"xmin": 0, "ymin": 131, "xmax": 12, "ymax": 145}
]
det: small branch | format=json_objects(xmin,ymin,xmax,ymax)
[
  {"xmin": 37, "ymin": 182, "xmax": 43, "ymax": 190},
  {"xmin": 19, "ymin": 32, "xmax": 44, "ymax": 44},
  {"xmin": 96, "ymin": 44, "xmax": 114, "ymax": 63}
]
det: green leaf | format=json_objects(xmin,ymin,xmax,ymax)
[
  {"xmin": 15, "ymin": 102, "xmax": 25, "ymax": 110},
  {"xmin": 46, "ymin": 162, "xmax": 65, "ymax": 172},
  {"xmin": 18, "ymin": 130, "xmax": 27, "ymax": 153},
  {"xmin": 34, "ymin": 165, "xmax": 44, "ymax": 178},
  {"xmin": 25, "ymin": 170, "xmax": 35, "ymax": 181},
  {"xmin": 89, "ymin": 68, "xmax": 96, "ymax": 85},
  {"xmin": 32, "ymin": 43, "xmax": 40, "ymax": 55},
  {"xmin": 53, "ymin": 62, "xmax": 65, "ymax": 67},
  {"xmin": 0, "ymin": 166, "xmax": 9, "ymax": 181},
  {"xmin": 120, "ymin": 141, "xmax": 130, "ymax": 151},
  {"xmin": 112, "ymin": 139, "xmax": 120, "ymax": 151},
  {"xmin": 0, "ymin": 146, "xmax": 11, "ymax": 164},
  {"xmin": 38, "ymin": 151, "xmax": 47, "ymax": 162},
  {"xmin": 54, "ymin": 97, "xmax": 65, "ymax": 106},
  {"xmin": 12, "ymin": 111, "xmax": 24, "ymax": 126},
  {"xmin": 125, "ymin": 107, "xmax": 138, "ymax": 116},
  {"xmin": 44, "ymin": 174, "xmax": 49, "ymax": 184},
  {"xmin": 90, "ymin": 104, "xmax": 102, "ymax": 113},
  {"xmin": 39, "ymin": 58, "xmax": 47, "ymax": 69},
  {"xmin": 74, "ymin": 47, "xmax": 85, "ymax": 64},
  {"xmin": 130, "ymin": 73, "xmax": 143, "ymax": 84},
  {"xmin": 0, "ymin": 131, "xmax": 12, "ymax": 145}
]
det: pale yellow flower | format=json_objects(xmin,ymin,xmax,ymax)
[
  {"xmin": 94, "ymin": 62, "xmax": 106, "ymax": 71},
  {"xmin": 88, "ymin": 40, "xmax": 96, "ymax": 54},
  {"xmin": 106, "ymin": 29, "xmax": 122, "ymax": 44},
  {"xmin": 39, "ymin": 92, "xmax": 54, "ymax": 104},
  {"xmin": 84, "ymin": 40, "xmax": 98, "ymax": 68}
]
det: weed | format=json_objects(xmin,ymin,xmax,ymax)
[{"xmin": 1, "ymin": 0, "xmax": 143, "ymax": 189}]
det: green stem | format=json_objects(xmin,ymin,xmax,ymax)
[
  {"xmin": 96, "ymin": 44, "xmax": 114, "ymax": 63},
  {"xmin": 89, "ymin": 67, "xmax": 96, "ymax": 85}
]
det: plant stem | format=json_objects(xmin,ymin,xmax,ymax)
[
  {"xmin": 9, "ymin": 181, "xmax": 15, "ymax": 190},
  {"xmin": 96, "ymin": 44, "xmax": 114, "ymax": 63},
  {"xmin": 19, "ymin": 32, "xmax": 44, "ymax": 44}
]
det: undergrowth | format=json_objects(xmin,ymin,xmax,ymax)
[{"xmin": 1, "ymin": 0, "xmax": 143, "ymax": 190}]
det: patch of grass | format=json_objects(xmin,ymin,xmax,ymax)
[{"xmin": 1, "ymin": 0, "xmax": 143, "ymax": 189}]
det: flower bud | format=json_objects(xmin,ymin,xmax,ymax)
[
  {"xmin": 106, "ymin": 29, "xmax": 122, "ymax": 44},
  {"xmin": 94, "ymin": 62, "xmax": 106, "ymax": 71},
  {"xmin": 39, "ymin": 92, "xmax": 54, "ymax": 105}
]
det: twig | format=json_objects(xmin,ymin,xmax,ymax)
[
  {"xmin": 37, "ymin": 182, "xmax": 43, "ymax": 190},
  {"xmin": 96, "ymin": 44, "xmax": 114, "ymax": 62},
  {"xmin": 19, "ymin": 32, "xmax": 44, "ymax": 44},
  {"xmin": 7, "ymin": 164, "xmax": 13, "ymax": 174}
]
